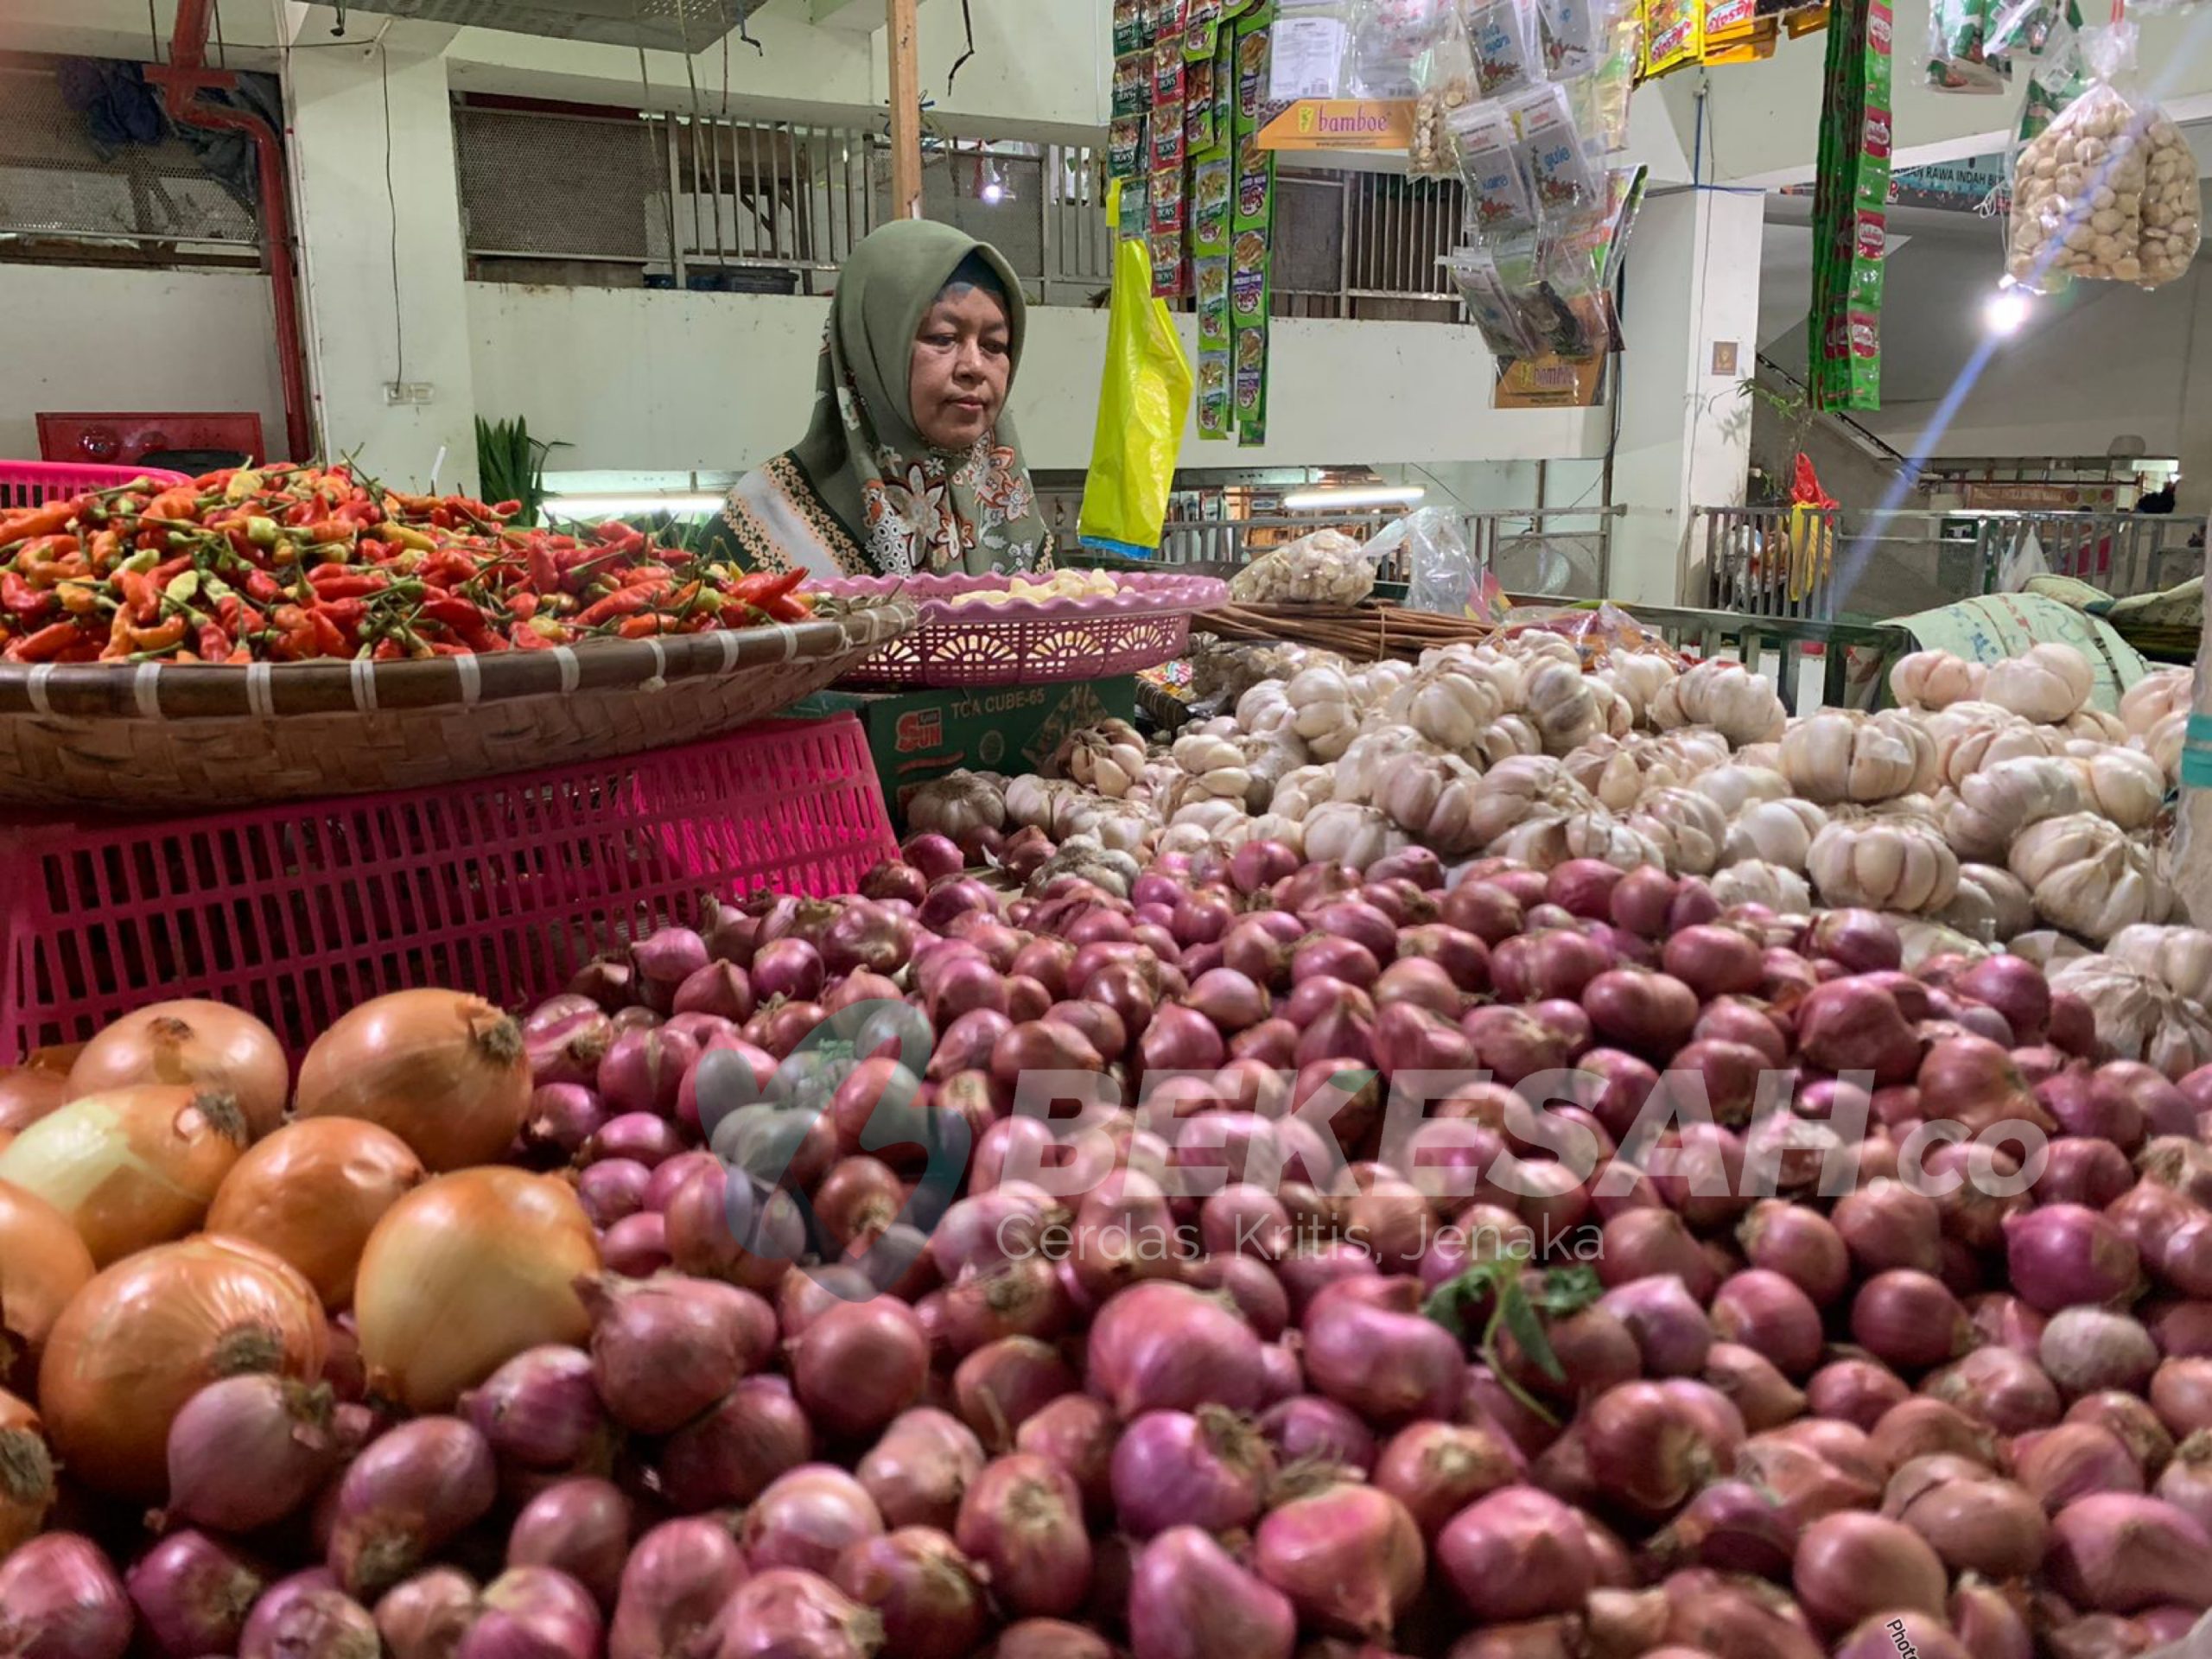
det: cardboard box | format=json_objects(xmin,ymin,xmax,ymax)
[{"xmin": 789, "ymin": 678, "xmax": 1138, "ymax": 826}]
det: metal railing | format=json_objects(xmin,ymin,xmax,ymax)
[
  {"xmin": 1692, "ymin": 503, "xmax": 2205, "ymax": 620},
  {"xmin": 1153, "ymin": 505, "xmax": 1618, "ymax": 597}
]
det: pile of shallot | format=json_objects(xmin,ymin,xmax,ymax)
[{"xmin": 10, "ymin": 828, "xmax": 2212, "ymax": 1659}]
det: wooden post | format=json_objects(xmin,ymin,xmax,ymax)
[{"xmin": 887, "ymin": 0, "xmax": 923, "ymax": 220}]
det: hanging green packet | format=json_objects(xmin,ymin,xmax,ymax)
[
  {"xmin": 1110, "ymin": 115, "xmax": 1148, "ymax": 180},
  {"xmin": 1839, "ymin": 0, "xmax": 1893, "ymax": 410},
  {"xmin": 1212, "ymin": 28, "xmax": 1237, "ymax": 152},
  {"xmin": 1194, "ymin": 156, "xmax": 1234, "ymax": 255},
  {"xmin": 1187, "ymin": 0, "xmax": 1228, "ymax": 57},
  {"xmin": 1116, "ymin": 0, "xmax": 1146, "ymax": 54},
  {"xmin": 1232, "ymin": 3, "xmax": 1275, "ymax": 447},
  {"xmin": 1113, "ymin": 53, "xmax": 1150, "ymax": 117},
  {"xmin": 1186, "ymin": 55, "xmax": 1219, "ymax": 153}
]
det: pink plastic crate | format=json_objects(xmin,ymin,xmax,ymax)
[
  {"xmin": 0, "ymin": 458, "xmax": 189, "ymax": 512},
  {"xmin": 1, "ymin": 715, "xmax": 896, "ymax": 1059}
]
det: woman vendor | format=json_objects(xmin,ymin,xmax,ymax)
[{"xmin": 705, "ymin": 219, "xmax": 1053, "ymax": 578}]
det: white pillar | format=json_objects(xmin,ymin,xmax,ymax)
[
  {"xmin": 284, "ymin": 31, "xmax": 479, "ymax": 489},
  {"xmin": 1608, "ymin": 188, "xmax": 1765, "ymax": 607}
]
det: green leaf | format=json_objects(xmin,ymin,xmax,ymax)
[
  {"xmin": 1529, "ymin": 1264, "xmax": 1604, "ymax": 1317},
  {"xmin": 1497, "ymin": 1281, "xmax": 1566, "ymax": 1384}
]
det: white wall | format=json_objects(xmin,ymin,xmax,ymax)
[
  {"xmin": 466, "ymin": 283, "xmax": 1605, "ymax": 476},
  {"xmin": 0, "ymin": 267, "xmax": 286, "ymax": 461}
]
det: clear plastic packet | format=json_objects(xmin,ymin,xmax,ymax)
[
  {"xmin": 1463, "ymin": 0, "xmax": 1542, "ymax": 98},
  {"xmin": 1269, "ymin": 0, "xmax": 1355, "ymax": 99},
  {"xmin": 1442, "ymin": 246, "xmax": 1544, "ymax": 358},
  {"xmin": 1927, "ymin": 0, "xmax": 2010, "ymax": 93},
  {"xmin": 1507, "ymin": 83, "xmax": 1603, "ymax": 226},
  {"xmin": 1535, "ymin": 0, "xmax": 1605, "ymax": 77},
  {"xmin": 1371, "ymin": 508, "xmax": 1480, "ymax": 615},
  {"xmin": 1348, "ymin": 0, "xmax": 1449, "ymax": 96},
  {"xmin": 1451, "ymin": 102, "xmax": 1540, "ymax": 238},
  {"xmin": 2005, "ymin": 22, "xmax": 2202, "ymax": 292},
  {"xmin": 1411, "ymin": 4, "xmax": 1480, "ymax": 177}
]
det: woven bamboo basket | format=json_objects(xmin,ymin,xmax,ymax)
[{"xmin": 0, "ymin": 599, "xmax": 915, "ymax": 810}]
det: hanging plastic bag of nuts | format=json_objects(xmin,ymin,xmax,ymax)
[
  {"xmin": 1410, "ymin": 4, "xmax": 1479, "ymax": 176},
  {"xmin": 2005, "ymin": 21, "xmax": 2201, "ymax": 291}
]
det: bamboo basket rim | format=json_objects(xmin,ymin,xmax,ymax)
[{"xmin": 0, "ymin": 599, "xmax": 916, "ymax": 721}]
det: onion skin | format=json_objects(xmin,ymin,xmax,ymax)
[
  {"xmin": 830, "ymin": 1528, "xmax": 988, "ymax": 1659},
  {"xmin": 374, "ymin": 1567, "xmax": 479, "ymax": 1659},
  {"xmin": 714, "ymin": 1569, "xmax": 883, "ymax": 1659},
  {"xmin": 238, "ymin": 1570, "xmax": 379, "ymax": 1659},
  {"xmin": 609, "ymin": 1517, "xmax": 749, "ymax": 1659},
  {"xmin": 658, "ymin": 1376, "xmax": 815, "ymax": 1511},
  {"xmin": 1882, "ymin": 1456, "xmax": 2049, "ymax": 1578},
  {"xmin": 742, "ymin": 1465, "xmax": 885, "ymax": 1579},
  {"xmin": 1109, "ymin": 1407, "xmax": 1271, "ymax": 1539},
  {"xmin": 1085, "ymin": 1281, "xmax": 1265, "ymax": 1419},
  {"xmin": 2046, "ymin": 1492, "xmax": 2212, "ymax": 1612},
  {"xmin": 164, "ymin": 1372, "xmax": 339, "ymax": 1535},
  {"xmin": 1437, "ymin": 1485, "xmax": 1593, "ymax": 1623},
  {"xmin": 0, "ymin": 1177, "xmax": 95, "ymax": 1385},
  {"xmin": 1127, "ymin": 1526, "xmax": 1296, "ymax": 1659},
  {"xmin": 1302, "ymin": 1276, "xmax": 1465, "ymax": 1426},
  {"xmin": 580, "ymin": 1274, "xmax": 772, "ymax": 1437},
  {"xmin": 127, "ymin": 1529, "xmax": 267, "ymax": 1659},
  {"xmin": 1791, "ymin": 1511, "xmax": 1948, "ymax": 1632},
  {"xmin": 456, "ymin": 1567, "xmax": 604, "ymax": 1659},
  {"xmin": 792, "ymin": 1298, "xmax": 929, "ymax": 1443},
  {"xmin": 2005, "ymin": 1205, "xmax": 2143, "ymax": 1314},
  {"xmin": 1851, "ymin": 1270, "xmax": 1972, "ymax": 1371},
  {"xmin": 296, "ymin": 989, "xmax": 532, "ymax": 1173},
  {"xmin": 207, "ymin": 1117, "xmax": 426, "ymax": 1310},
  {"xmin": 327, "ymin": 1415, "xmax": 499, "ymax": 1599},
  {"xmin": 955, "ymin": 1453, "xmax": 1093, "ymax": 1619},
  {"xmin": 1253, "ymin": 1481, "xmax": 1424, "ymax": 1640},
  {"xmin": 508, "ymin": 1476, "xmax": 632, "ymax": 1611},
  {"xmin": 67, "ymin": 999, "xmax": 289, "ymax": 1141}
]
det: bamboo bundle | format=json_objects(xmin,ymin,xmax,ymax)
[{"xmin": 1194, "ymin": 603, "xmax": 1497, "ymax": 662}]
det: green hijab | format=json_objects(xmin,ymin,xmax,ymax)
[{"xmin": 720, "ymin": 221, "xmax": 1052, "ymax": 579}]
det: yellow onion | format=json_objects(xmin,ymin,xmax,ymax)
[
  {"xmin": 354, "ymin": 1167, "xmax": 598, "ymax": 1412},
  {"xmin": 0, "ymin": 1179, "xmax": 95, "ymax": 1384},
  {"xmin": 296, "ymin": 989, "xmax": 531, "ymax": 1173},
  {"xmin": 0, "ymin": 1067, "xmax": 67, "ymax": 1136},
  {"xmin": 67, "ymin": 1000, "xmax": 289, "ymax": 1141},
  {"xmin": 207, "ymin": 1117, "xmax": 426, "ymax": 1310},
  {"xmin": 0, "ymin": 1085, "xmax": 250, "ymax": 1266},
  {"xmin": 0, "ymin": 1387, "xmax": 54, "ymax": 1556},
  {"xmin": 37, "ymin": 1234, "xmax": 326, "ymax": 1501}
]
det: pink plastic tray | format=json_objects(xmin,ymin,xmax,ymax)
[
  {"xmin": 823, "ymin": 571, "xmax": 1229, "ymax": 688},
  {"xmin": 0, "ymin": 459, "xmax": 189, "ymax": 513},
  {"xmin": 0, "ymin": 715, "xmax": 894, "ymax": 1059}
]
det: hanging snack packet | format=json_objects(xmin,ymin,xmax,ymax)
[
  {"xmin": 1188, "ymin": 0, "xmax": 1229, "ymax": 54},
  {"xmin": 1536, "ymin": 0, "xmax": 1603, "ymax": 79},
  {"xmin": 1349, "ymin": 0, "xmax": 1445, "ymax": 97},
  {"xmin": 1444, "ymin": 247, "xmax": 1542, "ymax": 359},
  {"xmin": 1194, "ymin": 155, "xmax": 1234, "ymax": 252},
  {"xmin": 1641, "ymin": 0, "xmax": 1704, "ymax": 75},
  {"xmin": 1235, "ymin": 316, "xmax": 1269, "ymax": 442},
  {"xmin": 1927, "ymin": 0, "xmax": 2008, "ymax": 92},
  {"xmin": 1452, "ymin": 102, "xmax": 1538, "ymax": 236},
  {"xmin": 1154, "ymin": 99, "xmax": 1188, "ymax": 169},
  {"xmin": 1508, "ymin": 83, "xmax": 1603, "ymax": 224},
  {"xmin": 2006, "ymin": 22, "xmax": 2202, "ymax": 290},
  {"xmin": 1465, "ymin": 0, "xmax": 1542, "ymax": 97},
  {"xmin": 1109, "ymin": 116, "xmax": 1147, "ymax": 179},
  {"xmin": 1150, "ymin": 161, "xmax": 1187, "ymax": 298},
  {"xmin": 1270, "ymin": 0, "xmax": 1355, "ymax": 97},
  {"xmin": 1198, "ymin": 346, "xmax": 1233, "ymax": 438},
  {"xmin": 1412, "ymin": 4, "xmax": 1479, "ymax": 176},
  {"xmin": 1155, "ymin": 30, "xmax": 1190, "ymax": 102},
  {"xmin": 1213, "ymin": 30, "xmax": 1237, "ymax": 148},
  {"xmin": 1237, "ymin": 16, "xmax": 1274, "ymax": 120},
  {"xmin": 1186, "ymin": 55, "xmax": 1220, "ymax": 152},
  {"xmin": 1113, "ymin": 53, "xmax": 1150, "ymax": 117},
  {"xmin": 1703, "ymin": 0, "xmax": 1762, "ymax": 61},
  {"xmin": 1116, "ymin": 0, "xmax": 1146, "ymax": 53}
]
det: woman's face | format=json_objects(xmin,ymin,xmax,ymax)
[{"xmin": 909, "ymin": 283, "xmax": 1012, "ymax": 452}]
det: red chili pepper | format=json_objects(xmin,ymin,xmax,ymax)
[
  {"xmin": 760, "ymin": 592, "xmax": 811, "ymax": 623},
  {"xmin": 617, "ymin": 613, "xmax": 675, "ymax": 639},
  {"xmin": 302, "ymin": 520, "xmax": 357, "ymax": 546},
  {"xmin": 309, "ymin": 610, "xmax": 348, "ymax": 658},
  {"xmin": 0, "ymin": 498, "xmax": 87, "ymax": 546},
  {"xmin": 575, "ymin": 585, "xmax": 664, "ymax": 628},
  {"xmin": 118, "ymin": 570, "xmax": 160, "ymax": 624},
  {"xmin": 196, "ymin": 622, "xmax": 232, "ymax": 660},
  {"xmin": 619, "ymin": 563, "xmax": 677, "ymax": 589},
  {"xmin": 143, "ymin": 488, "xmax": 202, "ymax": 523},
  {"xmin": 1, "ymin": 571, "xmax": 58, "ymax": 623},
  {"xmin": 510, "ymin": 591, "xmax": 540, "ymax": 621},
  {"xmin": 307, "ymin": 568, "xmax": 390, "ymax": 600},
  {"xmin": 508, "ymin": 620, "xmax": 559, "ymax": 650},
  {"xmin": 4, "ymin": 621, "xmax": 86, "ymax": 663},
  {"xmin": 525, "ymin": 536, "xmax": 561, "ymax": 596},
  {"xmin": 244, "ymin": 570, "xmax": 284, "ymax": 605}
]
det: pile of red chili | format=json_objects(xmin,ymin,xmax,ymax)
[{"xmin": 0, "ymin": 463, "xmax": 811, "ymax": 664}]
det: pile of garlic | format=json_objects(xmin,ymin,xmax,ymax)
[
  {"xmin": 946, "ymin": 568, "xmax": 1122, "ymax": 608},
  {"xmin": 2007, "ymin": 83, "xmax": 2202, "ymax": 289},
  {"xmin": 1228, "ymin": 529, "xmax": 1378, "ymax": 607}
]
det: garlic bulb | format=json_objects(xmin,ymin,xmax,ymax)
[
  {"xmin": 1490, "ymin": 810, "xmax": 1662, "ymax": 873},
  {"xmin": 1389, "ymin": 662, "xmax": 1508, "ymax": 752},
  {"xmin": 1467, "ymin": 715, "xmax": 1543, "ymax": 767},
  {"xmin": 1597, "ymin": 686, "xmax": 1634, "ymax": 741},
  {"xmin": 2008, "ymin": 812, "xmax": 2171, "ymax": 942},
  {"xmin": 2050, "ymin": 955, "xmax": 2212, "ymax": 1078},
  {"xmin": 1628, "ymin": 786, "xmax": 1730, "ymax": 875},
  {"xmin": 1984, "ymin": 643, "xmax": 2094, "ymax": 724},
  {"xmin": 1286, "ymin": 665, "xmax": 1361, "ymax": 761},
  {"xmin": 1172, "ymin": 796, "xmax": 1249, "ymax": 836},
  {"xmin": 1936, "ymin": 755, "xmax": 2086, "ymax": 861},
  {"xmin": 1523, "ymin": 658, "xmax": 1607, "ymax": 755},
  {"xmin": 1885, "ymin": 917, "xmax": 1993, "ymax": 971},
  {"xmin": 1722, "ymin": 797, "xmax": 1827, "ymax": 871},
  {"xmin": 1333, "ymin": 726, "xmax": 1433, "ymax": 806},
  {"xmin": 1562, "ymin": 737, "xmax": 1651, "ymax": 813},
  {"xmin": 1376, "ymin": 753, "xmax": 1490, "ymax": 855},
  {"xmin": 1710, "ymin": 861, "xmax": 1813, "ymax": 914},
  {"xmin": 2067, "ymin": 744, "xmax": 2168, "ymax": 831},
  {"xmin": 1596, "ymin": 652, "xmax": 1680, "ymax": 725},
  {"xmin": 1933, "ymin": 864, "xmax": 2037, "ymax": 945},
  {"xmin": 2144, "ymin": 711, "xmax": 2186, "ymax": 784},
  {"xmin": 1056, "ymin": 720, "xmax": 1147, "ymax": 798},
  {"xmin": 907, "ymin": 768, "xmax": 1007, "ymax": 840},
  {"xmin": 1230, "ymin": 528, "xmax": 1376, "ymax": 606},
  {"xmin": 2108, "ymin": 923, "xmax": 2212, "ymax": 1009},
  {"xmin": 1085, "ymin": 805, "xmax": 1157, "ymax": 855},
  {"xmin": 1236, "ymin": 680, "xmax": 1296, "ymax": 737},
  {"xmin": 2065, "ymin": 708, "xmax": 2128, "ymax": 743},
  {"xmin": 1735, "ymin": 742, "xmax": 1783, "ymax": 771},
  {"xmin": 1460, "ymin": 754, "xmax": 1590, "ymax": 848},
  {"xmin": 1236, "ymin": 732, "xmax": 1308, "ymax": 812},
  {"xmin": 1650, "ymin": 728, "xmax": 1731, "ymax": 779},
  {"xmin": 1807, "ymin": 817, "xmax": 1961, "ymax": 913},
  {"xmin": 1651, "ymin": 662, "xmax": 1787, "ymax": 747},
  {"xmin": 1171, "ymin": 731, "xmax": 1255, "ymax": 804},
  {"xmin": 1269, "ymin": 765, "xmax": 1338, "ymax": 823},
  {"xmin": 1225, "ymin": 811, "xmax": 1306, "ymax": 856},
  {"xmin": 2121, "ymin": 668, "xmax": 2191, "ymax": 740},
  {"xmin": 1350, "ymin": 658, "xmax": 1415, "ymax": 711},
  {"xmin": 1890, "ymin": 650, "xmax": 1986, "ymax": 711},
  {"xmin": 1302, "ymin": 801, "xmax": 1408, "ymax": 871},
  {"xmin": 1779, "ymin": 709, "xmax": 1939, "ymax": 804},
  {"xmin": 1693, "ymin": 764, "xmax": 1791, "ymax": 816},
  {"xmin": 1932, "ymin": 715, "xmax": 2066, "ymax": 790}
]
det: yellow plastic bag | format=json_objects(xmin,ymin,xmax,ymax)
[
  {"xmin": 1078, "ymin": 181, "xmax": 1194, "ymax": 559},
  {"xmin": 1787, "ymin": 505, "xmax": 1834, "ymax": 602}
]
